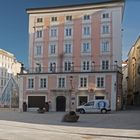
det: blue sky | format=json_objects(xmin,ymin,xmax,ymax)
[{"xmin": 0, "ymin": 0, "xmax": 139, "ymax": 67}]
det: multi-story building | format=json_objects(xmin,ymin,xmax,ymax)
[
  {"xmin": 0, "ymin": 49, "xmax": 22, "ymax": 106},
  {"xmin": 122, "ymin": 60, "xmax": 128, "ymax": 107},
  {"xmin": 19, "ymin": 0, "xmax": 124, "ymax": 111},
  {"xmin": 127, "ymin": 36, "xmax": 140, "ymax": 106}
]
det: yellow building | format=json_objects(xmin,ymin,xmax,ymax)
[
  {"xmin": 127, "ymin": 36, "xmax": 140, "ymax": 106},
  {"xmin": 122, "ymin": 60, "xmax": 128, "ymax": 107}
]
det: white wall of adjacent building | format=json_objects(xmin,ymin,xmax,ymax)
[{"xmin": 0, "ymin": 49, "xmax": 22, "ymax": 96}]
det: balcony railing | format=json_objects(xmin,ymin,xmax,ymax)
[{"xmin": 26, "ymin": 65, "xmax": 122, "ymax": 74}]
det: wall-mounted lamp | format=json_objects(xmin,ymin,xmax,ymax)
[
  {"xmin": 36, "ymin": 63, "xmax": 41, "ymax": 73},
  {"xmin": 91, "ymin": 61, "xmax": 95, "ymax": 71},
  {"xmin": 71, "ymin": 62, "xmax": 74, "ymax": 72}
]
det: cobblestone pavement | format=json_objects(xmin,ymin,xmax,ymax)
[{"xmin": 0, "ymin": 109, "xmax": 140, "ymax": 140}]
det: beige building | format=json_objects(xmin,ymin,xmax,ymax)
[
  {"xmin": 127, "ymin": 36, "xmax": 140, "ymax": 106},
  {"xmin": 0, "ymin": 49, "xmax": 22, "ymax": 98},
  {"xmin": 122, "ymin": 60, "xmax": 128, "ymax": 107}
]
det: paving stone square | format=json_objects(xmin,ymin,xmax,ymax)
[{"xmin": 0, "ymin": 109, "xmax": 140, "ymax": 140}]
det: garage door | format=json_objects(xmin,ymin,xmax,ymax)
[{"xmin": 28, "ymin": 96, "xmax": 45, "ymax": 108}]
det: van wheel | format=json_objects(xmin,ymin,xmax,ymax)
[
  {"xmin": 101, "ymin": 109, "xmax": 107, "ymax": 114},
  {"xmin": 80, "ymin": 109, "xmax": 85, "ymax": 114}
]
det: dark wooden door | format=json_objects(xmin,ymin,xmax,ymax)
[{"xmin": 56, "ymin": 96, "xmax": 66, "ymax": 111}]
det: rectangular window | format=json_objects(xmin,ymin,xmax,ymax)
[
  {"xmin": 83, "ymin": 15, "xmax": 90, "ymax": 20},
  {"xmin": 82, "ymin": 61, "xmax": 90, "ymax": 71},
  {"xmin": 51, "ymin": 17, "xmax": 57, "ymax": 22},
  {"xmin": 80, "ymin": 77, "xmax": 87, "ymax": 88},
  {"xmin": 40, "ymin": 78, "xmax": 47, "ymax": 88},
  {"xmin": 102, "ymin": 13, "xmax": 109, "ymax": 19},
  {"xmin": 36, "ymin": 30, "xmax": 42, "ymax": 38},
  {"xmin": 36, "ymin": 45, "xmax": 42, "ymax": 56},
  {"xmin": 82, "ymin": 42, "xmax": 90, "ymax": 53},
  {"xmin": 65, "ymin": 27, "xmax": 72, "ymax": 37},
  {"xmin": 102, "ymin": 25, "xmax": 109, "ymax": 34},
  {"xmin": 49, "ymin": 62, "xmax": 56, "ymax": 72},
  {"xmin": 66, "ymin": 16, "xmax": 72, "ymax": 21},
  {"xmin": 102, "ymin": 60, "xmax": 109, "ymax": 70},
  {"xmin": 102, "ymin": 40, "xmax": 109, "ymax": 52},
  {"xmin": 64, "ymin": 43, "xmax": 72, "ymax": 54},
  {"xmin": 64, "ymin": 61, "xmax": 71, "ymax": 71},
  {"xmin": 50, "ymin": 28, "xmax": 57, "ymax": 37},
  {"xmin": 50, "ymin": 44, "xmax": 56, "ymax": 54},
  {"xmin": 58, "ymin": 77, "xmax": 65, "ymax": 88},
  {"xmin": 28, "ymin": 78, "xmax": 34, "ymax": 89},
  {"xmin": 37, "ymin": 18, "xmax": 43, "ymax": 23},
  {"xmin": 35, "ymin": 63, "xmax": 41, "ymax": 73},
  {"xmin": 83, "ymin": 26, "xmax": 90, "ymax": 36},
  {"xmin": 97, "ymin": 77, "xmax": 104, "ymax": 88}
]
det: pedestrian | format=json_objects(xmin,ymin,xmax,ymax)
[{"xmin": 45, "ymin": 102, "xmax": 49, "ymax": 112}]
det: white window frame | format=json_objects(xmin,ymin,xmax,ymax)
[
  {"xmin": 36, "ymin": 30, "xmax": 43, "ymax": 38},
  {"xmin": 64, "ymin": 26, "xmax": 73, "ymax": 38},
  {"xmin": 57, "ymin": 76, "xmax": 66, "ymax": 89},
  {"xmin": 83, "ymin": 14, "xmax": 90, "ymax": 21},
  {"xmin": 48, "ymin": 61, "xmax": 57, "ymax": 72},
  {"xmin": 102, "ymin": 13, "xmax": 109, "ymax": 19},
  {"xmin": 50, "ymin": 27, "xmax": 58, "ymax": 38},
  {"xmin": 51, "ymin": 16, "xmax": 57, "ymax": 22},
  {"xmin": 102, "ymin": 24, "xmax": 110, "ymax": 34},
  {"xmin": 96, "ymin": 76, "xmax": 105, "ymax": 89},
  {"xmin": 101, "ymin": 60, "xmax": 110, "ymax": 70},
  {"xmin": 63, "ymin": 60, "xmax": 72, "ymax": 72},
  {"xmin": 81, "ymin": 41, "xmax": 91, "ymax": 53},
  {"xmin": 49, "ymin": 42, "xmax": 57, "ymax": 56},
  {"xmin": 101, "ymin": 39, "xmax": 110, "ymax": 53},
  {"xmin": 39, "ymin": 76, "xmax": 48, "ymax": 90},
  {"xmin": 79, "ymin": 75, "xmax": 88, "ymax": 89},
  {"xmin": 83, "ymin": 25, "xmax": 91, "ymax": 37},
  {"xmin": 35, "ymin": 44, "xmax": 43, "ymax": 57},
  {"xmin": 50, "ymin": 44, "xmax": 56, "ymax": 54},
  {"xmin": 37, "ymin": 17, "xmax": 43, "ymax": 23},
  {"xmin": 64, "ymin": 42, "xmax": 72, "ymax": 54},
  {"xmin": 65, "ymin": 15, "xmax": 72, "ymax": 22},
  {"xmin": 81, "ymin": 60, "xmax": 91, "ymax": 72},
  {"xmin": 27, "ymin": 76, "xmax": 35, "ymax": 90},
  {"xmin": 101, "ymin": 11, "xmax": 110, "ymax": 22}
]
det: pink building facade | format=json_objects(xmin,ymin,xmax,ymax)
[{"xmin": 19, "ymin": 0, "xmax": 124, "ymax": 111}]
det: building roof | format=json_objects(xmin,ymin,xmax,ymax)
[
  {"xmin": 127, "ymin": 35, "xmax": 140, "ymax": 57},
  {"xmin": 26, "ymin": 0, "xmax": 124, "ymax": 14},
  {"xmin": 0, "ymin": 48, "xmax": 14, "ymax": 57}
]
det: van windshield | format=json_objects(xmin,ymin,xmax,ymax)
[{"xmin": 84, "ymin": 102, "xmax": 94, "ymax": 106}]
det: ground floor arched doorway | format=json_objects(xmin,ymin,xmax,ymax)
[{"xmin": 56, "ymin": 96, "xmax": 66, "ymax": 111}]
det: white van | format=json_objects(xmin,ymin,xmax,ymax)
[{"xmin": 76, "ymin": 100, "xmax": 111, "ymax": 114}]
